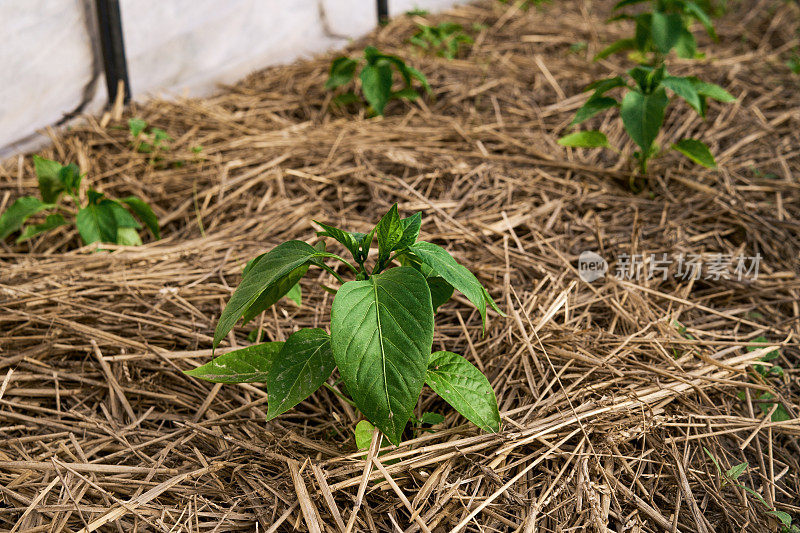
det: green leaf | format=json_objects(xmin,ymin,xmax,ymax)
[
  {"xmin": 16, "ymin": 213, "xmax": 67, "ymax": 242},
  {"xmin": 355, "ymin": 420, "xmax": 376, "ymax": 450},
  {"xmin": 58, "ymin": 164, "xmax": 82, "ymax": 196},
  {"xmin": 420, "ymin": 412, "xmax": 445, "ymax": 425},
  {"xmin": 0, "ymin": 197, "xmax": 53, "ymax": 240},
  {"xmin": 376, "ymin": 204, "xmax": 403, "ymax": 263},
  {"xmin": 675, "ymin": 28, "xmax": 698, "ymax": 58},
  {"xmin": 689, "ymin": 78, "xmax": 736, "ymax": 102},
  {"xmin": 673, "ymin": 139, "xmax": 717, "ymax": 168},
  {"xmin": 571, "ymin": 96, "xmax": 619, "ymax": 125},
  {"xmin": 120, "ymin": 196, "xmax": 160, "ymax": 239},
  {"xmin": 397, "ymin": 212, "xmax": 422, "ymax": 249},
  {"xmin": 662, "ymin": 76, "xmax": 703, "ymax": 115},
  {"xmin": 214, "ymin": 241, "xmax": 320, "ymax": 349},
  {"xmin": 684, "ymin": 1, "xmax": 717, "ymax": 40},
  {"xmin": 33, "ymin": 155, "xmax": 65, "ymax": 203},
  {"xmin": 116, "ymin": 227, "xmax": 142, "ymax": 246},
  {"xmin": 408, "ymin": 241, "xmax": 488, "ymax": 329},
  {"xmin": 483, "ymin": 287, "xmax": 507, "ymax": 317},
  {"xmin": 558, "ymin": 130, "xmax": 611, "ymax": 149},
  {"xmin": 241, "ymin": 265, "xmax": 309, "ymax": 324},
  {"xmin": 725, "ymin": 462, "xmax": 748, "ymax": 481},
  {"xmin": 594, "ymin": 38, "xmax": 636, "ymax": 61},
  {"xmin": 326, "ymin": 57, "xmax": 358, "ymax": 90},
  {"xmin": 392, "ymin": 88, "xmax": 420, "ymax": 101},
  {"xmin": 266, "ymin": 329, "xmax": 335, "ymax": 420},
  {"xmin": 620, "ymin": 88, "xmax": 668, "ymax": 155},
  {"xmin": 331, "ymin": 267, "xmax": 434, "ymax": 445},
  {"xmin": 107, "ymin": 201, "xmax": 141, "ymax": 229},
  {"xmin": 758, "ymin": 393, "xmax": 791, "ymax": 422},
  {"xmin": 286, "ymin": 282, "xmax": 302, "ymax": 306},
  {"xmin": 76, "ymin": 197, "xmax": 118, "ymax": 246},
  {"xmin": 426, "ymin": 351, "xmax": 500, "ymax": 432},
  {"xmin": 184, "ymin": 342, "xmax": 284, "ymax": 383},
  {"xmin": 584, "ymin": 76, "xmax": 626, "ymax": 95},
  {"xmin": 428, "ymin": 276, "xmax": 454, "ymax": 311},
  {"xmin": 360, "ymin": 62, "xmax": 393, "ymax": 115},
  {"xmin": 767, "ymin": 510, "xmax": 793, "ymax": 528},
  {"xmin": 314, "ymin": 220, "xmax": 361, "ymax": 260},
  {"xmin": 634, "ymin": 14, "xmax": 652, "ymax": 52},
  {"xmin": 651, "ymin": 12, "xmax": 685, "ymax": 54},
  {"xmin": 128, "ymin": 118, "xmax": 147, "ymax": 137}
]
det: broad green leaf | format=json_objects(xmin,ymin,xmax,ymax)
[
  {"xmin": 584, "ymin": 76, "xmax": 626, "ymax": 95},
  {"xmin": 286, "ymin": 282, "xmax": 302, "ymax": 306},
  {"xmin": 266, "ymin": 328, "xmax": 335, "ymax": 420},
  {"xmin": 331, "ymin": 267, "xmax": 434, "ymax": 445},
  {"xmin": 325, "ymin": 57, "xmax": 358, "ymax": 90},
  {"xmin": 634, "ymin": 14, "xmax": 652, "ymax": 52},
  {"xmin": 758, "ymin": 393, "xmax": 791, "ymax": 422},
  {"xmin": 376, "ymin": 204, "xmax": 403, "ymax": 262},
  {"xmin": 76, "ymin": 200, "xmax": 118, "ymax": 245},
  {"xmin": 120, "ymin": 196, "xmax": 160, "ymax": 239},
  {"xmin": 397, "ymin": 212, "xmax": 422, "ymax": 249},
  {"xmin": 426, "ymin": 351, "xmax": 500, "ymax": 432},
  {"xmin": 620, "ymin": 88, "xmax": 668, "ymax": 154},
  {"xmin": 116, "ymin": 227, "xmax": 142, "ymax": 246},
  {"xmin": 128, "ymin": 118, "xmax": 147, "ymax": 137},
  {"xmin": 408, "ymin": 241, "xmax": 488, "ymax": 328},
  {"xmin": 355, "ymin": 420, "xmax": 376, "ymax": 450},
  {"xmin": 184, "ymin": 342, "xmax": 283, "ymax": 383},
  {"xmin": 0, "ymin": 197, "xmax": 53, "ymax": 240},
  {"xmin": 314, "ymin": 220, "xmax": 360, "ymax": 259},
  {"xmin": 107, "ymin": 201, "xmax": 141, "ymax": 229},
  {"xmin": 58, "ymin": 164, "xmax": 82, "ymax": 195},
  {"xmin": 675, "ymin": 28, "xmax": 698, "ymax": 59},
  {"xmin": 360, "ymin": 62, "xmax": 393, "ymax": 115},
  {"xmin": 689, "ymin": 78, "xmax": 736, "ymax": 102},
  {"xmin": 766, "ymin": 510, "xmax": 793, "ymax": 528},
  {"xmin": 241, "ymin": 264, "xmax": 309, "ymax": 324},
  {"xmin": 571, "ymin": 96, "xmax": 618, "ymax": 125},
  {"xmin": 594, "ymin": 38, "xmax": 636, "ymax": 61},
  {"xmin": 725, "ymin": 462, "xmax": 748, "ymax": 481},
  {"xmin": 428, "ymin": 276, "xmax": 454, "ymax": 311},
  {"xmin": 404, "ymin": 64, "xmax": 431, "ymax": 93},
  {"xmin": 662, "ymin": 76, "xmax": 703, "ymax": 115},
  {"xmin": 673, "ymin": 139, "xmax": 717, "ymax": 168},
  {"xmin": 16, "ymin": 213, "xmax": 67, "ymax": 242},
  {"xmin": 558, "ymin": 130, "xmax": 611, "ymax": 149},
  {"xmin": 651, "ymin": 12, "xmax": 684, "ymax": 54},
  {"xmin": 33, "ymin": 155, "xmax": 65, "ymax": 203},
  {"xmin": 214, "ymin": 241, "xmax": 320, "ymax": 349}
]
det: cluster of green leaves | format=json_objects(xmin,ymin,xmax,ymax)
[
  {"xmin": 325, "ymin": 46, "xmax": 431, "ymax": 116},
  {"xmin": 596, "ymin": 0, "xmax": 718, "ymax": 62},
  {"xmin": 410, "ymin": 22, "xmax": 474, "ymax": 59},
  {"xmin": 0, "ymin": 156, "xmax": 159, "ymax": 247},
  {"xmin": 559, "ymin": 0, "xmax": 735, "ymax": 176},
  {"xmin": 559, "ymin": 64, "xmax": 734, "ymax": 173},
  {"xmin": 186, "ymin": 205, "xmax": 504, "ymax": 445},
  {"xmin": 704, "ymin": 447, "xmax": 798, "ymax": 532},
  {"xmin": 129, "ymin": 118, "xmax": 172, "ymax": 155},
  {"xmin": 736, "ymin": 337, "xmax": 791, "ymax": 423}
]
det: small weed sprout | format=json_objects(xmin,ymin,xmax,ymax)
[
  {"xmin": 0, "ymin": 156, "xmax": 160, "ymax": 246},
  {"xmin": 410, "ymin": 22, "xmax": 474, "ymax": 59},
  {"xmin": 129, "ymin": 118, "xmax": 172, "ymax": 164},
  {"xmin": 325, "ymin": 46, "xmax": 431, "ymax": 116},
  {"xmin": 186, "ymin": 205, "xmax": 504, "ymax": 445}
]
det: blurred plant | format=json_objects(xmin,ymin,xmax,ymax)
[
  {"xmin": 325, "ymin": 46, "xmax": 431, "ymax": 116},
  {"xmin": 0, "ymin": 156, "xmax": 159, "ymax": 246},
  {"xmin": 410, "ymin": 22, "xmax": 474, "ymax": 59},
  {"xmin": 129, "ymin": 118, "xmax": 172, "ymax": 156}
]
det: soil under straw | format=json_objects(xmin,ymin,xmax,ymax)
[{"xmin": 1, "ymin": 0, "xmax": 799, "ymax": 531}]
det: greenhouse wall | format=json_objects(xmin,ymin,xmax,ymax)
[{"xmin": 0, "ymin": 0, "xmax": 461, "ymax": 156}]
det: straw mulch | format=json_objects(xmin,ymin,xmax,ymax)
[{"xmin": 1, "ymin": 0, "xmax": 799, "ymax": 531}]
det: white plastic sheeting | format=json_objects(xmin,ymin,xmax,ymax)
[{"xmin": 0, "ymin": 0, "xmax": 461, "ymax": 156}]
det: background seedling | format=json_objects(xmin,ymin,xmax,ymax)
[
  {"xmin": 410, "ymin": 22, "xmax": 474, "ymax": 59},
  {"xmin": 0, "ymin": 156, "xmax": 160, "ymax": 247},
  {"xmin": 129, "ymin": 118, "xmax": 172, "ymax": 156},
  {"xmin": 325, "ymin": 46, "xmax": 431, "ymax": 116},
  {"xmin": 186, "ymin": 205, "xmax": 504, "ymax": 445}
]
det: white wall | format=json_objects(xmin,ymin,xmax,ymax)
[{"xmin": 0, "ymin": 0, "xmax": 461, "ymax": 156}]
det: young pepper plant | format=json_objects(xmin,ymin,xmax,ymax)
[
  {"xmin": 409, "ymin": 22, "xmax": 474, "ymax": 59},
  {"xmin": 0, "ymin": 156, "xmax": 160, "ymax": 246},
  {"xmin": 559, "ymin": 64, "xmax": 734, "ymax": 174},
  {"xmin": 185, "ymin": 205, "xmax": 505, "ymax": 445},
  {"xmin": 325, "ymin": 46, "xmax": 431, "ymax": 116}
]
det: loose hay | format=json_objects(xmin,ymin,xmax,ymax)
[{"xmin": 0, "ymin": 0, "xmax": 799, "ymax": 531}]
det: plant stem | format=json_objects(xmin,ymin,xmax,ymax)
[
  {"xmin": 323, "ymin": 382, "xmax": 356, "ymax": 407},
  {"xmin": 319, "ymin": 263, "xmax": 345, "ymax": 285}
]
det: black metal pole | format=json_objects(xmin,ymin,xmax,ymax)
[
  {"xmin": 377, "ymin": 0, "xmax": 389, "ymax": 25},
  {"xmin": 95, "ymin": 0, "xmax": 131, "ymax": 105}
]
